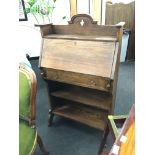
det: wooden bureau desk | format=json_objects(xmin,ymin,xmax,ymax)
[{"xmin": 37, "ymin": 14, "xmax": 124, "ymax": 132}]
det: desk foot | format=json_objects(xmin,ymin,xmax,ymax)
[
  {"xmin": 98, "ymin": 126, "xmax": 109, "ymax": 155},
  {"xmin": 48, "ymin": 109, "xmax": 54, "ymax": 127}
]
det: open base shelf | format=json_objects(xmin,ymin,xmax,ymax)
[
  {"xmin": 53, "ymin": 105, "xmax": 107, "ymax": 131},
  {"xmin": 51, "ymin": 86, "xmax": 112, "ymax": 111}
]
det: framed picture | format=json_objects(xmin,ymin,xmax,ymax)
[{"xmin": 19, "ymin": 0, "xmax": 28, "ymax": 21}]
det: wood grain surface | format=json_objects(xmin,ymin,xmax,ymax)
[{"xmin": 41, "ymin": 39, "xmax": 116, "ymax": 78}]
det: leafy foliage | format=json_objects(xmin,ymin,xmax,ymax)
[{"xmin": 24, "ymin": 0, "xmax": 67, "ymax": 24}]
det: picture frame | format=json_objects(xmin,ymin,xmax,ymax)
[{"xmin": 19, "ymin": 0, "xmax": 28, "ymax": 21}]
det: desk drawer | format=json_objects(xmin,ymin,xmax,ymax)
[{"xmin": 41, "ymin": 68, "xmax": 112, "ymax": 92}]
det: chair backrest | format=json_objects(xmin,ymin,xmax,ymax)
[{"xmin": 19, "ymin": 63, "xmax": 37, "ymax": 127}]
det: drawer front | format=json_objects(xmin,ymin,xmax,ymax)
[{"xmin": 42, "ymin": 68, "xmax": 112, "ymax": 92}]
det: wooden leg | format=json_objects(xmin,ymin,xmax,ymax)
[
  {"xmin": 100, "ymin": 151, "xmax": 109, "ymax": 155},
  {"xmin": 48, "ymin": 109, "xmax": 54, "ymax": 127},
  {"xmin": 98, "ymin": 125, "xmax": 109, "ymax": 155},
  {"xmin": 37, "ymin": 134, "xmax": 49, "ymax": 155}
]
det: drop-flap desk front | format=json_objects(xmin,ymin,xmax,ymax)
[{"xmin": 37, "ymin": 14, "xmax": 124, "ymax": 131}]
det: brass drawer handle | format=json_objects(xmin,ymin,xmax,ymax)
[
  {"xmin": 106, "ymin": 83, "xmax": 111, "ymax": 88},
  {"xmin": 54, "ymin": 75, "xmax": 58, "ymax": 80},
  {"xmin": 90, "ymin": 80, "xmax": 96, "ymax": 86},
  {"xmin": 40, "ymin": 71, "xmax": 47, "ymax": 78}
]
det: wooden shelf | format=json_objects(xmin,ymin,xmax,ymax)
[
  {"xmin": 44, "ymin": 34, "xmax": 117, "ymax": 42},
  {"xmin": 53, "ymin": 106, "xmax": 107, "ymax": 130},
  {"xmin": 51, "ymin": 87, "xmax": 112, "ymax": 111}
]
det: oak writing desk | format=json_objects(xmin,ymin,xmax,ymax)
[{"xmin": 37, "ymin": 14, "xmax": 124, "ymax": 132}]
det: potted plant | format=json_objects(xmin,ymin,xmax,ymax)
[{"xmin": 24, "ymin": 0, "xmax": 67, "ymax": 24}]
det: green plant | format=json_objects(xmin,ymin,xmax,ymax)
[{"xmin": 24, "ymin": 0, "xmax": 67, "ymax": 24}]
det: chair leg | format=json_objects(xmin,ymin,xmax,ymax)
[{"xmin": 37, "ymin": 134, "xmax": 49, "ymax": 155}]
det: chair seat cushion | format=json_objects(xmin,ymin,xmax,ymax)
[{"xmin": 19, "ymin": 120, "xmax": 37, "ymax": 155}]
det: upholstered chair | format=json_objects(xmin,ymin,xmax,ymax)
[{"xmin": 19, "ymin": 63, "xmax": 49, "ymax": 155}]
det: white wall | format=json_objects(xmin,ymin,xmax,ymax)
[
  {"xmin": 77, "ymin": 0, "xmax": 90, "ymax": 14},
  {"xmin": 19, "ymin": 0, "xmax": 70, "ymax": 58}
]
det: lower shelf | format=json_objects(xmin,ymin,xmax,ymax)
[
  {"xmin": 51, "ymin": 86, "xmax": 112, "ymax": 111},
  {"xmin": 53, "ymin": 106, "xmax": 107, "ymax": 131}
]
